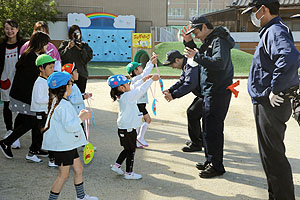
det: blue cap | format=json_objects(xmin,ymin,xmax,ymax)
[
  {"xmin": 107, "ymin": 74, "xmax": 130, "ymax": 88},
  {"xmin": 47, "ymin": 72, "xmax": 71, "ymax": 89}
]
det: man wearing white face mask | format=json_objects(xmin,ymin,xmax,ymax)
[{"xmin": 242, "ymin": 0, "xmax": 300, "ymax": 199}]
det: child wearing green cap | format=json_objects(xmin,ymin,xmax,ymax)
[
  {"xmin": 29, "ymin": 54, "xmax": 56, "ymax": 165},
  {"xmin": 126, "ymin": 54, "xmax": 158, "ymax": 148}
]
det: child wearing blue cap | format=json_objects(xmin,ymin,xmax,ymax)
[
  {"xmin": 42, "ymin": 72, "xmax": 98, "ymax": 200},
  {"xmin": 126, "ymin": 54, "xmax": 158, "ymax": 148},
  {"xmin": 108, "ymin": 73, "xmax": 159, "ymax": 180}
]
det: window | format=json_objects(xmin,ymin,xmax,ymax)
[
  {"xmin": 168, "ymin": 8, "xmax": 184, "ymax": 19},
  {"xmin": 189, "ymin": 8, "xmax": 197, "ymax": 18}
]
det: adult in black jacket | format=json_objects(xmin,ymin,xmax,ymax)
[
  {"xmin": 0, "ymin": 19, "xmax": 26, "ymax": 148},
  {"xmin": 183, "ymin": 16, "xmax": 234, "ymax": 178},
  {"xmin": 58, "ymin": 25, "xmax": 93, "ymax": 93},
  {"xmin": 0, "ymin": 31, "xmax": 50, "ymax": 159},
  {"xmin": 162, "ymin": 50, "xmax": 203, "ymax": 152}
]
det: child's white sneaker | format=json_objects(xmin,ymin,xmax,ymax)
[
  {"xmin": 124, "ymin": 172, "xmax": 142, "ymax": 180},
  {"xmin": 3, "ymin": 130, "xmax": 21, "ymax": 149},
  {"xmin": 111, "ymin": 164, "xmax": 124, "ymax": 175},
  {"xmin": 137, "ymin": 138, "xmax": 148, "ymax": 147},
  {"xmin": 48, "ymin": 160, "xmax": 58, "ymax": 168},
  {"xmin": 25, "ymin": 154, "xmax": 42, "ymax": 163},
  {"xmin": 76, "ymin": 194, "xmax": 98, "ymax": 200}
]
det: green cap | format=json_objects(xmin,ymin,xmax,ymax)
[
  {"xmin": 126, "ymin": 62, "xmax": 141, "ymax": 74},
  {"xmin": 35, "ymin": 54, "xmax": 56, "ymax": 66}
]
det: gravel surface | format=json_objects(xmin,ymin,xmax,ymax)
[{"xmin": 0, "ymin": 79, "xmax": 299, "ymax": 200}]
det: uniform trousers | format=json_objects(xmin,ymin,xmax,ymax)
[
  {"xmin": 202, "ymin": 91, "xmax": 231, "ymax": 173},
  {"xmin": 186, "ymin": 96, "xmax": 203, "ymax": 147},
  {"xmin": 254, "ymin": 99, "xmax": 295, "ymax": 200}
]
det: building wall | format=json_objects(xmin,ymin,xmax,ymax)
[
  {"xmin": 237, "ymin": 42, "xmax": 300, "ymax": 55},
  {"xmin": 168, "ymin": 0, "xmax": 232, "ymax": 25},
  {"xmin": 203, "ymin": 6, "xmax": 300, "ymax": 32},
  {"xmin": 54, "ymin": 0, "xmax": 168, "ymax": 32},
  {"xmin": 205, "ymin": 9, "xmax": 238, "ymax": 31},
  {"xmin": 232, "ymin": 32, "xmax": 300, "ymax": 54},
  {"xmin": 236, "ymin": 6, "xmax": 300, "ymax": 32}
]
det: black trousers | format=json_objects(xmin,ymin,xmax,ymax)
[
  {"xmin": 186, "ymin": 96, "xmax": 203, "ymax": 147},
  {"xmin": 202, "ymin": 92, "xmax": 231, "ymax": 173},
  {"xmin": 254, "ymin": 100, "xmax": 295, "ymax": 200},
  {"xmin": 116, "ymin": 129, "xmax": 137, "ymax": 173},
  {"xmin": 3, "ymin": 113, "xmax": 40, "ymax": 152},
  {"xmin": 3, "ymin": 101, "xmax": 13, "ymax": 131},
  {"xmin": 75, "ymin": 75, "xmax": 87, "ymax": 93},
  {"xmin": 35, "ymin": 112, "xmax": 47, "ymax": 151}
]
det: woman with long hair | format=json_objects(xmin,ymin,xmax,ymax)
[
  {"xmin": 0, "ymin": 31, "xmax": 50, "ymax": 162},
  {"xmin": 20, "ymin": 21, "xmax": 62, "ymax": 72},
  {"xmin": 0, "ymin": 19, "xmax": 26, "ymax": 148}
]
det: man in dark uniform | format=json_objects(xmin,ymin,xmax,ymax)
[
  {"xmin": 242, "ymin": 0, "xmax": 300, "ymax": 199},
  {"xmin": 183, "ymin": 16, "xmax": 235, "ymax": 178},
  {"xmin": 162, "ymin": 50, "xmax": 203, "ymax": 153}
]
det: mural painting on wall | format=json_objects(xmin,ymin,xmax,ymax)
[{"xmin": 68, "ymin": 12, "xmax": 136, "ymax": 62}]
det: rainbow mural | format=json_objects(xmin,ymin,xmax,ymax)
[{"xmin": 86, "ymin": 12, "xmax": 117, "ymax": 20}]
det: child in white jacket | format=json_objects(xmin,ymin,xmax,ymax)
[
  {"xmin": 108, "ymin": 73, "xmax": 159, "ymax": 180},
  {"xmin": 42, "ymin": 72, "xmax": 98, "ymax": 200},
  {"xmin": 126, "ymin": 54, "xmax": 157, "ymax": 148},
  {"xmin": 62, "ymin": 64, "xmax": 94, "ymax": 152}
]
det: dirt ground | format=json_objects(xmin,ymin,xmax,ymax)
[{"xmin": 0, "ymin": 79, "xmax": 300, "ymax": 200}]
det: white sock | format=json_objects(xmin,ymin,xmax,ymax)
[
  {"xmin": 137, "ymin": 122, "xmax": 149, "ymax": 141},
  {"xmin": 136, "ymin": 127, "xmax": 140, "ymax": 137}
]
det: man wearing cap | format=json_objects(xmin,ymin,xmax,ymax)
[
  {"xmin": 162, "ymin": 50, "xmax": 203, "ymax": 152},
  {"xmin": 183, "ymin": 15, "xmax": 235, "ymax": 178},
  {"xmin": 242, "ymin": 0, "xmax": 300, "ymax": 199}
]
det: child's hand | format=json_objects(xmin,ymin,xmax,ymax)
[
  {"xmin": 79, "ymin": 109, "xmax": 91, "ymax": 121},
  {"xmin": 151, "ymin": 74, "xmax": 159, "ymax": 81},
  {"xmin": 150, "ymin": 54, "xmax": 158, "ymax": 65},
  {"xmin": 83, "ymin": 93, "xmax": 92, "ymax": 99},
  {"xmin": 142, "ymin": 74, "xmax": 152, "ymax": 82}
]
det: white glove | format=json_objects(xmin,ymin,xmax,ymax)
[{"xmin": 269, "ymin": 91, "xmax": 284, "ymax": 107}]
